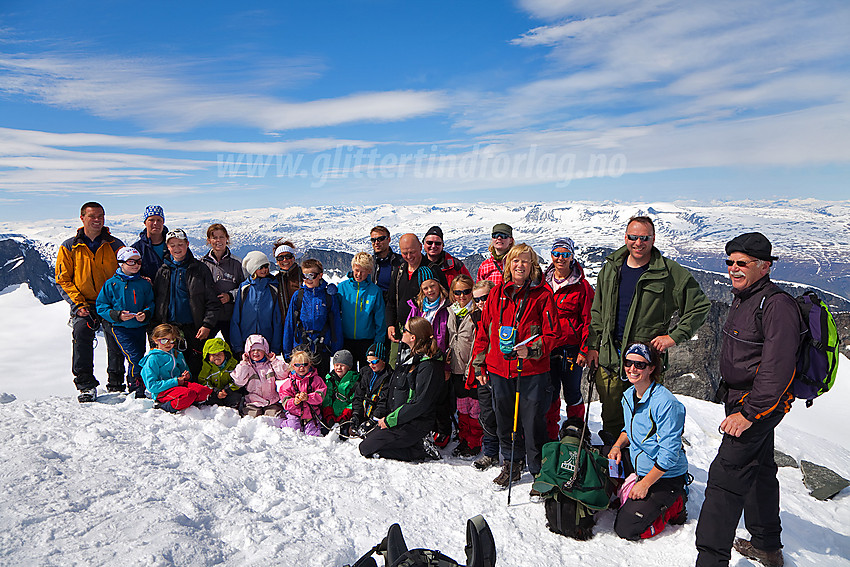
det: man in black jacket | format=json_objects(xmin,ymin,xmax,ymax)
[
  {"xmin": 370, "ymin": 225, "xmax": 402, "ymax": 301},
  {"xmin": 152, "ymin": 229, "xmax": 220, "ymax": 377},
  {"xmin": 695, "ymin": 233, "xmax": 802, "ymax": 567}
]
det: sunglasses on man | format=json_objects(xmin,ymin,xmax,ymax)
[
  {"xmin": 626, "ymin": 234, "xmax": 653, "ymax": 242},
  {"xmin": 725, "ymin": 259, "xmax": 759, "ymax": 267},
  {"xmin": 370, "ymin": 235, "xmax": 388, "ymax": 243}
]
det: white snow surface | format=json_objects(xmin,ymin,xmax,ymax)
[{"xmin": 0, "ymin": 284, "xmax": 849, "ymax": 566}]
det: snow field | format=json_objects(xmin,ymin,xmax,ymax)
[{"xmin": 1, "ymin": 284, "xmax": 849, "ymax": 565}]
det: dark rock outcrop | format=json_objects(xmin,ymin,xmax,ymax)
[{"xmin": 0, "ymin": 237, "xmax": 62, "ymax": 305}]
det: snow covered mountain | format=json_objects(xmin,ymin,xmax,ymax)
[{"xmin": 2, "ymin": 199, "xmax": 849, "ymax": 301}]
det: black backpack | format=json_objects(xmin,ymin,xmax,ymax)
[{"xmin": 344, "ymin": 515, "xmax": 496, "ymax": 567}]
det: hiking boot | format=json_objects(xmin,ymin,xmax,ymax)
[
  {"xmin": 733, "ymin": 538, "xmax": 784, "ymax": 567},
  {"xmin": 529, "ymin": 488, "xmax": 545, "ymax": 502},
  {"xmin": 473, "ymin": 454, "xmax": 497, "ymax": 470},
  {"xmin": 452, "ymin": 440, "xmax": 470, "ymax": 457},
  {"xmin": 106, "ymin": 384, "xmax": 126, "ymax": 394},
  {"xmin": 77, "ymin": 388, "xmax": 97, "ymax": 403},
  {"xmin": 458, "ymin": 444, "xmax": 481, "ymax": 459},
  {"xmin": 433, "ymin": 432, "xmax": 451, "ymax": 448},
  {"xmin": 492, "ymin": 460, "xmax": 523, "ymax": 488},
  {"xmin": 422, "ymin": 437, "xmax": 443, "ymax": 460}
]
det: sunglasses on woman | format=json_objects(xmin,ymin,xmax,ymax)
[
  {"xmin": 623, "ymin": 359, "xmax": 649, "ymax": 370},
  {"xmin": 551, "ymin": 251, "xmax": 572, "ymax": 259},
  {"xmin": 276, "ymin": 253, "xmax": 294, "ymax": 262}
]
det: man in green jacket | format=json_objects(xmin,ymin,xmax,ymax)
[{"xmin": 585, "ymin": 216, "xmax": 709, "ymax": 439}]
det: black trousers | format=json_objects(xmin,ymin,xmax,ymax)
[
  {"xmin": 477, "ymin": 380, "xmax": 500, "ymax": 459},
  {"xmin": 343, "ymin": 337, "xmax": 374, "ymax": 373},
  {"xmin": 615, "ymin": 474, "xmax": 686, "ymax": 540},
  {"xmin": 71, "ymin": 314, "xmax": 125, "ymax": 391},
  {"xmin": 359, "ymin": 423, "xmax": 429, "ymax": 462},
  {"xmin": 695, "ymin": 410, "xmax": 784, "ymax": 566},
  {"xmin": 489, "ymin": 371, "xmax": 552, "ymax": 475}
]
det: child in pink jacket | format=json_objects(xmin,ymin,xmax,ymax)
[
  {"xmin": 278, "ymin": 350, "xmax": 327, "ymax": 436},
  {"xmin": 231, "ymin": 334, "xmax": 288, "ymax": 417}
]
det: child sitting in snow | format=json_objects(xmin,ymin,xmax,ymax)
[
  {"xmin": 321, "ymin": 349, "xmax": 359, "ymax": 436},
  {"xmin": 231, "ymin": 334, "xmax": 288, "ymax": 417},
  {"xmin": 350, "ymin": 342, "xmax": 392, "ymax": 437},
  {"xmin": 279, "ymin": 350, "xmax": 327, "ymax": 436},
  {"xmin": 140, "ymin": 323, "xmax": 213, "ymax": 412},
  {"xmin": 197, "ymin": 337, "xmax": 241, "ymax": 408}
]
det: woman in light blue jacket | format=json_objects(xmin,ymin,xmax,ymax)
[
  {"xmin": 608, "ymin": 342, "xmax": 689, "ymax": 540},
  {"xmin": 337, "ymin": 252, "xmax": 385, "ymax": 370}
]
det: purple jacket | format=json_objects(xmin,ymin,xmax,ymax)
[{"xmin": 407, "ymin": 298, "xmax": 450, "ymax": 353}]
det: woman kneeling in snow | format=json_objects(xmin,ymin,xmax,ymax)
[{"xmin": 608, "ymin": 342, "xmax": 689, "ymax": 540}]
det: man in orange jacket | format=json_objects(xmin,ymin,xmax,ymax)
[{"xmin": 55, "ymin": 202, "xmax": 126, "ymax": 402}]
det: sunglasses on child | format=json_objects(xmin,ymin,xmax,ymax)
[
  {"xmin": 367, "ymin": 359, "xmax": 381, "ymax": 365},
  {"xmin": 626, "ymin": 234, "xmax": 653, "ymax": 242},
  {"xmin": 623, "ymin": 359, "xmax": 649, "ymax": 369},
  {"xmin": 121, "ymin": 259, "xmax": 141, "ymax": 266},
  {"xmin": 156, "ymin": 338, "xmax": 175, "ymax": 345},
  {"xmin": 725, "ymin": 259, "xmax": 759, "ymax": 267},
  {"xmin": 472, "ymin": 296, "xmax": 488, "ymax": 303},
  {"xmin": 370, "ymin": 235, "xmax": 388, "ymax": 243},
  {"xmin": 292, "ymin": 362, "xmax": 310, "ymax": 368},
  {"xmin": 453, "ymin": 288, "xmax": 472, "ymax": 296},
  {"xmin": 303, "ymin": 272, "xmax": 320, "ymax": 280}
]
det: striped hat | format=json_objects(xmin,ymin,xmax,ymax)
[
  {"xmin": 551, "ymin": 237, "xmax": 575, "ymax": 255},
  {"xmin": 367, "ymin": 342, "xmax": 389, "ymax": 363},
  {"xmin": 417, "ymin": 266, "xmax": 436, "ymax": 287}
]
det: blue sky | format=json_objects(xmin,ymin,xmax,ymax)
[{"xmin": 1, "ymin": 0, "xmax": 849, "ymax": 220}]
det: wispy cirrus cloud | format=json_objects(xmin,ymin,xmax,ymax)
[
  {"xmin": 0, "ymin": 53, "xmax": 447, "ymax": 132},
  {"xmin": 453, "ymin": 0, "xmax": 850, "ymax": 171}
]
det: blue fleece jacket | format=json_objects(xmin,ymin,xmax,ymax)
[
  {"xmin": 140, "ymin": 348, "xmax": 190, "ymax": 400},
  {"xmin": 282, "ymin": 280, "xmax": 343, "ymax": 358},
  {"xmin": 621, "ymin": 382, "xmax": 689, "ymax": 478},
  {"xmin": 230, "ymin": 275, "xmax": 282, "ymax": 354},
  {"xmin": 337, "ymin": 274, "xmax": 385, "ymax": 341},
  {"xmin": 95, "ymin": 268, "xmax": 155, "ymax": 329}
]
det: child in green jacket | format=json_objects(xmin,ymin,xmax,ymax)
[
  {"xmin": 322, "ymin": 349, "xmax": 360, "ymax": 436},
  {"xmin": 198, "ymin": 337, "xmax": 241, "ymax": 408}
]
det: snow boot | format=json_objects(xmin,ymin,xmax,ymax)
[{"xmin": 77, "ymin": 388, "xmax": 97, "ymax": 403}]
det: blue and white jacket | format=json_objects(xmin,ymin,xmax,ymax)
[
  {"xmin": 622, "ymin": 382, "xmax": 688, "ymax": 479},
  {"xmin": 95, "ymin": 268, "xmax": 155, "ymax": 329},
  {"xmin": 282, "ymin": 280, "xmax": 343, "ymax": 359}
]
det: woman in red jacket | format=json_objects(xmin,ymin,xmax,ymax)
[
  {"xmin": 471, "ymin": 243, "xmax": 559, "ymax": 489},
  {"xmin": 543, "ymin": 237, "xmax": 594, "ymax": 438}
]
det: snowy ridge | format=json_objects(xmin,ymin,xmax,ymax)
[
  {"xmin": 2, "ymin": 199, "xmax": 849, "ymax": 298},
  {"xmin": 0, "ymin": 284, "xmax": 848, "ymax": 565}
]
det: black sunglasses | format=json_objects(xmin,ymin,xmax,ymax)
[
  {"xmin": 725, "ymin": 259, "xmax": 759, "ymax": 267},
  {"xmin": 472, "ymin": 296, "xmax": 487, "ymax": 303},
  {"xmin": 626, "ymin": 234, "xmax": 653, "ymax": 242},
  {"xmin": 623, "ymin": 359, "xmax": 649, "ymax": 370},
  {"xmin": 453, "ymin": 288, "xmax": 472, "ymax": 296},
  {"xmin": 370, "ymin": 235, "xmax": 388, "ymax": 243},
  {"xmin": 491, "ymin": 232, "xmax": 510, "ymax": 240},
  {"xmin": 276, "ymin": 253, "xmax": 294, "ymax": 261}
]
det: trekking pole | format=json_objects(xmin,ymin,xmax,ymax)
[
  {"xmin": 564, "ymin": 361, "xmax": 596, "ymax": 490},
  {"xmin": 507, "ymin": 357, "xmax": 523, "ymax": 506}
]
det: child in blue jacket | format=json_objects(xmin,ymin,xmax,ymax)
[
  {"xmin": 282, "ymin": 258, "xmax": 343, "ymax": 377},
  {"xmin": 140, "ymin": 323, "xmax": 213, "ymax": 412},
  {"xmin": 230, "ymin": 251, "xmax": 282, "ymax": 355},
  {"xmin": 95, "ymin": 246, "xmax": 155, "ymax": 396}
]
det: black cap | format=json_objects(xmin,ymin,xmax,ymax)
[
  {"xmin": 725, "ymin": 232, "xmax": 778, "ymax": 262},
  {"xmin": 424, "ymin": 225, "xmax": 443, "ymax": 241}
]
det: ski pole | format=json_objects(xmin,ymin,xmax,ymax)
[{"xmin": 507, "ymin": 357, "xmax": 523, "ymax": 506}]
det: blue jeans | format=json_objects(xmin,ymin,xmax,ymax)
[{"xmin": 109, "ymin": 325, "xmax": 148, "ymax": 393}]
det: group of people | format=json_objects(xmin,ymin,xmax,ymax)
[{"xmin": 56, "ymin": 201, "xmax": 797, "ymax": 566}]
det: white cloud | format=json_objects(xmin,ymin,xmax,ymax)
[{"xmin": 0, "ymin": 54, "xmax": 447, "ymax": 132}]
